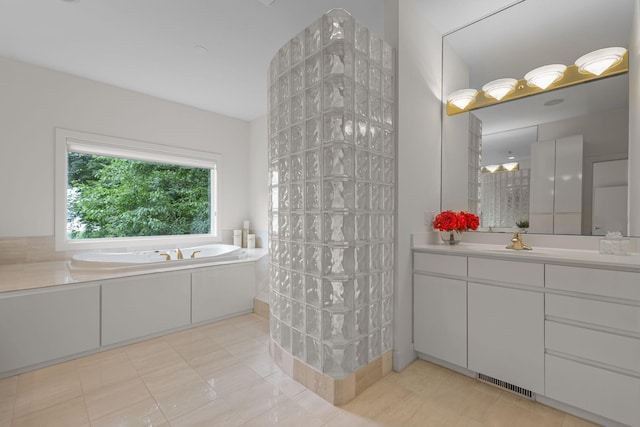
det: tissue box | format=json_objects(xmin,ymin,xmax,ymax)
[{"xmin": 599, "ymin": 237, "xmax": 630, "ymax": 255}]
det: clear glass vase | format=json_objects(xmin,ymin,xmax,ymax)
[{"xmin": 440, "ymin": 230, "xmax": 463, "ymax": 245}]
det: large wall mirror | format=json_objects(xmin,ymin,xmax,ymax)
[{"xmin": 441, "ymin": 0, "xmax": 638, "ymax": 237}]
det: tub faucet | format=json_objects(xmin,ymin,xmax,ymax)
[
  {"xmin": 506, "ymin": 232, "xmax": 532, "ymax": 250},
  {"xmin": 176, "ymin": 248, "xmax": 184, "ymax": 259},
  {"xmin": 159, "ymin": 253, "xmax": 171, "ymax": 261},
  {"xmin": 191, "ymin": 250, "xmax": 201, "ymax": 259}
]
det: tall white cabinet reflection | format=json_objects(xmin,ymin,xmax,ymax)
[
  {"xmin": 592, "ymin": 159, "xmax": 628, "ymax": 235},
  {"xmin": 529, "ymin": 135, "xmax": 583, "ymax": 234}
]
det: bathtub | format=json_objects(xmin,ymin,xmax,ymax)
[{"xmin": 69, "ymin": 244, "xmax": 247, "ymax": 273}]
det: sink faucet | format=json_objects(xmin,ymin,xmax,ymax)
[{"xmin": 506, "ymin": 232, "xmax": 532, "ymax": 250}]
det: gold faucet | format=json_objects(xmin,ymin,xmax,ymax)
[
  {"xmin": 506, "ymin": 232, "xmax": 532, "ymax": 250},
  {"xmin": 191, "ymin": 250, "xmax": 201, "ymax": 259},
  {"xmin": 176, "ymin": 248, "xmax": 184, "ymax": 259},
  {"xmin": 159, "ymin": 253, "xmax": 171, "ymax": 261}
]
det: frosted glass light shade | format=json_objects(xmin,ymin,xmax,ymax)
[
  {"xmin": 447, "ymin": 88, "xmax": 477, "ymax": 109},
  {"xmin": 524, "ymin": 64, "xmax": 567, "ymax": 89},
  {"xmin": 575, "ymin": 47, "xmax": 626, "ymax": 76},
  {"xmin": 502, "ymin": 162, "xmax": 519, "ymax": 172},
  {"xmin": 482, "ymin": 78, "xmax": 517, "ymax": 100}
]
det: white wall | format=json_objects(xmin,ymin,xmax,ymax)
[
  {"xmin": 441, "ymin": 39, "xmax": 471, "ymax": 211},
  {"xmin": 393, "ymin": 0, "xmax": 443, "ymax": 371},
  {"xmin": 0, "ymin": 56, "xmax": 250, "ymax": 239},
  {"xmin": 629, "ymin": 0, "xmax": 640, "ymax": 236},
  {"xmin": 248, "ymin": 115, "xmax": 268, "ymax": 247}
]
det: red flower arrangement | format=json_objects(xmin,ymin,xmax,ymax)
[{"xmin": 433, "ymin": 210, "xmax": 480, "ymax": 232}]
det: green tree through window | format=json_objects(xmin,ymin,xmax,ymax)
[{"xmin": 67, "ymin": 153, "xmax": 211, "ymax": 239}]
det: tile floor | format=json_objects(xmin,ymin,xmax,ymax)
[{"xmin": 0, "ymin": 314, "xmax": 600, "ymax": 427}]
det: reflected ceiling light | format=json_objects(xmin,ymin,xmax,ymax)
[
  {"xmin": 524, "ymin": 64, "xmax": 567, "ymax": 89},
  {"xmin": 482, "ymin": 164, "xmax": 501, "ymax": 173},
  {"xmin": 482, "ymin": 78, "xmax": 518, "ymax": 100},
  {"xmin": 575, "ymin": 47, "xmax": 626, "ymax": 76},
  {"xmin": 502, "ymin": 162, "xmax": 519, "ymax": 171},
  {"xmin": 447, "ymin": 89, "xmax": 478, "ymax": 109},
  {"xmin": 481, "ymin": 162, "xmax": 519, "ymax": 174}
]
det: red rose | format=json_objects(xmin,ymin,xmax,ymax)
[
  {"xmin": 433, "ymin": 210, "xmax": 479, "ymax": 231},
  {"xmin": 462, "ymin": 211, "xmax": 479, "ymax": 230},
  {"xmin": 456, "ymin": 212, "xmax": 468, "ymax": 230},
  {"xmin": 433, "ymin": 210, "xmax": 459, "ymax": 231}
]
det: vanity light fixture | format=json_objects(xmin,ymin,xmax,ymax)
[
  {"xmin": 524, "ymin": 64, "xmax": 567, "ymax": 89},
  {"xmin": 446, "ymin": 47, "xmax": 628, "ymax": 116},
  {"xmin": 447, "ymin": 88, "xmax": 478, "ymax": 109},
  {"xmin": 482, "ymin": 78, "xmax": 518, "ymax": 100},
  {"xmin": 575, "ymin": 47, "xmax": 626, "ymax": 76}
]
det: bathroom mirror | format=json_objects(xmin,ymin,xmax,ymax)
[{"xmin": 441, "ymin": 0, "xmax": 636, "ymax": 236}]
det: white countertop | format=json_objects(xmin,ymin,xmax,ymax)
[
  {"xmin": 0, "ymin": 248, "xmax": 268, "ymax": 294},
  {"xmin": 413, "ymin": 242, "xmax": 640, "ymax": 272}
]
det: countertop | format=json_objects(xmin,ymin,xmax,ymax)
[
  {"xmin": 0, "ymin": 248, "xmax": 268, "ymax": 294},
  {"xmin": 413, "ymin": 242, "xmax": 640, "ymax": 272}
]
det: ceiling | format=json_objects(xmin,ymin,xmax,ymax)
[
  {"xmin": 0, "ymin": 1, "xmax": 632, "ymax": 123},
  {"xmin": 0, "ymin": 0, "xmax": 525, "ymax": 122}
]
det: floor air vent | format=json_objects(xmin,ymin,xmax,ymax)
[{"xmin": 477, "ymin": 373, "xmax": 533, "ymax": 399}]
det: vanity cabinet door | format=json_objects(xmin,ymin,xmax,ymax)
[
  {"xmin": 468, "ymin": 282, "xmax": 544, "ymax": 394},
  {"xmin": 413, "ymin": 274, "xmax": 467, "ymax": 367}
]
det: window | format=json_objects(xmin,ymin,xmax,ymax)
[{"xmin": 55, "ymin": 129, "xmax": 220, "ymax": 250}]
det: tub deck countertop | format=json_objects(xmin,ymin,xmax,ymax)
[{"xmin": 0, "ymin": 248, "xmax": 268, "ymax": 294}]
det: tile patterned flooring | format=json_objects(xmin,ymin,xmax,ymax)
[{"xmin": 0, "ymin": 314, "xmax": 600, "ymax": 427}]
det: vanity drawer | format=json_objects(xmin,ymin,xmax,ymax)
[
  {"xmin": 546, "ymin": 321, "xmax": 640, "ymax": 372},
  {"xmin": 545, "ymin": 354, "xmax": 640, "ymax": 427},
  {"xmin": 468, "ymin": 257, "xmax": 543, "ymax": 287},
  {"xmin": 546, "ymin": 294, "xmax": 640, "ymax": 334},
  {"xmin": 545, "ymin": 265, "xmax": 640, "ymax": 301},
  {"xmin": 413, "ymin": 252, "xmax": 466, "ymax": 277}
]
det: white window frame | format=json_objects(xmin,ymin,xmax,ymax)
[{"xmin": 55, "ymin": 128, "xmax": 221, "ymax": 251}]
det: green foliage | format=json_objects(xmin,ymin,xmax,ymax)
[
  {"xmin": 516, "ymin": 219, "xmax": 529, "ymax": 228},
  {"xmin": 67, "ymin": 153, "xmax": 211, "ymax": 239}
]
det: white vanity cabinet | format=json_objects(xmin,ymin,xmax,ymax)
[
  {"xmin": 101, "ymin": 271, "xmax": 192, "ymax": 346},
  {"xmin": 0, "ymin": 284, "xmax": 100, "ymax": 373},
  {"xmin": 191, "ymin": 263, "xmax": 255, "ymax": 323},
  {"xmin": 468, "ymin": 282, "xmax": 544, "ymax": 395},
  {"xmin": 467, "ymin": 257, "xmax": 545, "ymax": 395},
  {"xmin": 544, "ymin": 264, "xmax": 640, "ymax": 427},
  {"xmin": 412, "ymin": 247, "xmax": 640, "ymax": 427},
  {"xmin": 413, "ymin": 252, "xmax": 468, "ymax": 367}
]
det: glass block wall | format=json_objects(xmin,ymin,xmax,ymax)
[
  {"xmin": 268, "ymin": 9, "xmax": 395, "ymax": 379},
  {"xmin": 480, "ymin": 169, "xmax": 530, "ymax": 228}
]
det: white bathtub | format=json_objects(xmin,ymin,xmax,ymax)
[{"xmin": 69, "ymin": 244, "xmax": 247, "ymax": 272}]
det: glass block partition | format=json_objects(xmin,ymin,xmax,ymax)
[
  {"xmin": 268, "ymin": 9, "xmax": 395, "ymax": 379},
  {"xmin": 480, "ymin": 169, "xmax": 530, "ymax": 228}
]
